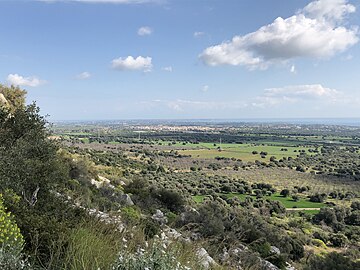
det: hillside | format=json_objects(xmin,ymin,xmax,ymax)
[{"xmin": 0, "ymin": 85, "xmax": 359, "ymax": 270}]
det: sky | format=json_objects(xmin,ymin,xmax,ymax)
[{"xmin": 0, "ymin": 0, "xmax": 360, "ymax": 120}]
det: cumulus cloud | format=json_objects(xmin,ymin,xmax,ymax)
[
  {"xmin": 138, "ymin": 26, "xmax": 153, "ymax": 36},
  {"xmin": 252, "ymin": 84, "xmax": 341, "ymax": 107},
  {"xmin": 302, "ymin": 0, "xmax": 356, "ymax": 22},
  {"xmin": 111, "ymin": 56, "xmax": 153, "ymax": 72},
  {"xmin": 76, "ymin": 71, "xmax": 91, "ymax": 79},
  {"xmin": 7, "ymin": 74, "xmax": 46, "ymax": 87},
  {"xmin": 200, "ymin": 0, "xmax": 358, "ymax": 69}
]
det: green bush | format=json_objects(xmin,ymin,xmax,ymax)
[
  {"xmin": 311, "ymin": 239, "xmax": 327, "ymax": 248},
  {"xmin": 306, "ymin": 252, "xmax": 360, "ymax": 270},
  {"xmin": 0, "ymin": 194, "xmax": 24, "ymax": 252},
  {"xmin": 121, "ymin": 206, "xmax": 141, "ymax": 224}
]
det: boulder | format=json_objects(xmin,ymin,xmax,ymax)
[
  {"xmin": 121, "ymin": 194, "xmax": 134, "ymax": 206},
  {"xmin": 0, "ymin": 93, "xmax": 8, "ymax": 106},
  {"xmin": 196, "ymin": 248, "xmax": 217, "ymax": 269},
  {"xmin": 270, "ymin": 246, "xmax": 281, "ymax": 255},
  {"xmin": 152, "ymin": 209, "xmax": 168, "ymax": 225}
]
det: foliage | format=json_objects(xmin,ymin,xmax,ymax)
[
  {"xmin": 62, "ymin": 220, "xmax": 121, "ymax": 270},
  {"xmin": 0, "ymin": 84, "xmax": 26, "ymax": 113},
  {"xmin": 0, "ymin": 247, "xmax": 32, "ymax": 270},
  {"xmin": 0, "ymin": 194, "xmax": 24, "ymax": 252},
  {"xmin": 306, "ymin": 252, "xmax": 360, "ymax": 270},
  {"xmin": 121, "ymin": 206, "xmax": 141, "ymax": 224},
  {"xmin": 112, "ymin": 240, "xmax": 201, "ymax": 270},
  {"xmin": 0, "ymin": 102, "xmax": 66, "ymax": 200}
]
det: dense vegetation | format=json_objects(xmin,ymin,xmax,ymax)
[{"xmin": 0, "ymin": 85, "xmax": 359, "ymax": 269}]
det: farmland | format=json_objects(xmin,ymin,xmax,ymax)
[
  {"xmin": 193, "ymin": 192, "xmax": 327, "ymax": 210},
  {"xmin": 48, "ymin": 120, "xmax": 360, "ymax": 269}
]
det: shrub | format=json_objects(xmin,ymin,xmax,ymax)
[
  {"xmin": 329, "ymin": 233, "xmax": 348, "ymax": 248},
  {"xmin": 0, "ymin": 194, "xmax": 24, "ymax": 252},
  {"xmin": 306, "ymin": 252, "xmax": 360, "ymax": 270},
  {"xmin": 350, "ymin": 201, "xmax": 360, "ymax": 211},
  {"xmin": 0, "ymin": 193, "xmax": 30, "ymax": 269},
  {"xmin": 153, "ymin": 189, "xmax": 185, "ymax": 213},
  {"xmin": 0, "ymin": 248, "xmax": 31, "ymax": 270},
  {"xmin": 112, "ymin": 240, "xmax": 198, "ymax": 270},
  {"xmin": 309, "ymin": 193, "xmax": 327, "ymax": 203},
  {"xmin": 280, "ymin": 189, "xmax": 290, "ymax": 197},
  {"xmin": 311, "ymin": 239, "xmax": 327, "ymax": 248},
  {"xmin": 346, "ymin": 210, "xmax": 360, "ymax": 226},
  {"xmin": 121, "ymin": 207, "xmax": 141, "ymax": 224}
]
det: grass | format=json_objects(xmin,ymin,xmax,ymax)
[
  {"xmin": 62, "ymin": 220, "xmax": 121, "ymax": 270},
  {"xmin": 193, "ymin": 192, "xmax": 326, "ymax": 209},
  {"xmin": 178, "ymin": 143, "xmax": 313, "ymax": 162}
]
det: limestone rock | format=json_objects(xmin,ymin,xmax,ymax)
[
  {"xmin": 196, "ymin": 248, "xmax": 217, "ymax": 269},
  {"xmin": 152, "ymin": 209, "xmax": 168, "ymax": 225},
  {"xmin": 121, "ymin": 194, "xmax": 134, "ymax": 206}
]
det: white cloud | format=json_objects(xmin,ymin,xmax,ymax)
[
  {"xmin": 201, "ymin": 85, "xmax": 209, "ymax": 92},
  {"xmin": 252, "ymin": 84, "xmax": 341, "ymax": 107},
  {"xmin": 7, "ymin": 74, "xmax": 46, "ymax": 87},
  {"xmin": 137, "ymin": 26, "xmax": 153, "ymax": 36},
  {"xmin": 264, "ymin": 84, "xmax": 340, "ymax": 99},
  {"xmin": 194, "ymin": 31, "xmax": 205, "ymax": 38},
  {"xmin": 290, "ymin": 65, "xmax": 296, "ymax": 74},
  {"xmin": 76, "ymin": 71, "xmax": 91, "ymax": 79},
  {"xmin": 200, "ymin": 0, "xmax": 358, "ymax": 69},
  {"xmin": 162, "ymin": 66, "xmax": 173, "ymax": 72},
  {"xmin": 111, "ymin": 56, "xmax": 153, "ymax": 72},
  {"xmin": 302, "ymin": 0, "xmax": 356, "ymax": 22}
]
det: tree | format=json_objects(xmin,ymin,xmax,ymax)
[
  {"xmin": 0, "ymin": 86, "xmax": 66, "ymax": 205},
  {"xmin": 0, "ymin": 84, "xmax": 26, "ymax": 113},
  {"xmin": 346, "ymin": 210, "xmax": 360, "ymax": 226},
  {"xmin": 309, "ymin": 193, "xmax": 327, "ymax": 203},
  {"xmin": 280, "ymin": 189, "xmax": 290, "ymax": 197},
  {"xmin": 329, "ymin": 233, "xmax": 348, "ymax": 248},
  {"xmin": 350, "ymin": 201, "xmax": 360, "ymax": 211}
]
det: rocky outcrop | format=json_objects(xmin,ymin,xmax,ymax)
[
  {"xmin": 120, "ymin": 194, "xmax": 134, "ymax": 206},
  {"xmin": 0, "ymin": 93, "xmax": 8, "ymax": 108},
  {"xmin": 152, "ymin": 209, "xmax": 168, "ymax": 225},
  {"xmin": 90, "ymin": 175, "xmax": 114, "ymax": 189},
  {"xmin": 196, "ymin": 248, "xmax": 217, "ymax": 269}
]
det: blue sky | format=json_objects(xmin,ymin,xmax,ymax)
[{"xmin": 0, "ymin": 0, "xmax": 359, "ymax": 120}]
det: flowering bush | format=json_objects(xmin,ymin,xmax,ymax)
[
  {"xmin": 0, "ymin": 193, "xmax": 24, "ymax": 252},
  {"xmin": 0, "ymin": 193, "xmax": 31, "ymax": 269}
]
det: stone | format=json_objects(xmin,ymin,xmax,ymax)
[
  {"xmin": 121, "ymin": 194, "xmax": 134, "ymax": 206},
  {"xmin": 196, "ymin": 248, "xmax": 217, "ymax": 269},
  {"xmin": 270, "ymin": 246, "xmax": 281, "ymax": 255},
  {"xmin": 152, "ymin": 209, "xmax": 168, "ymax": 225}
]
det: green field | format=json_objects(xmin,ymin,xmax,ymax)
[
  {"xmin": 175, "ymin": 142, "xmax": 313, "ymax": 162},
  {"xmin": 193, "ymin": 192, "xmax": 326, "ymax": 210}
]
